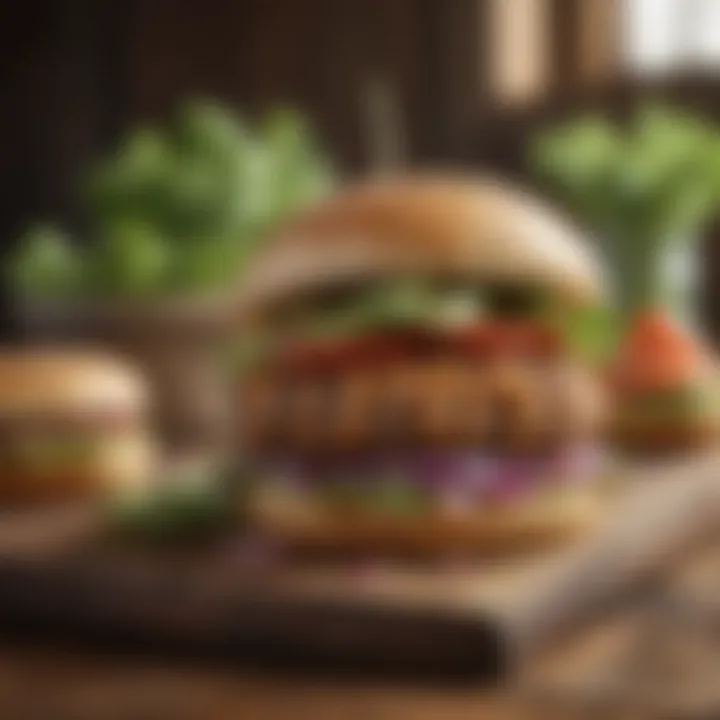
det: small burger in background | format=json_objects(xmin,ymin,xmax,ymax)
[
  {"xmin": 234, "ymin": 176, "xmax": 610, "ymax": 556},
  {"xmin": 0, "ymin": 351, "xmax": 156, "ymax": 504},
  {"xmin": 610, "ymin": 310, "xmax": 720, "ymax": 454}
]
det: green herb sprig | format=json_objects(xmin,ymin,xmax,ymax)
[
  {"xmin": 531, "ymin": 103, "xmax": 720, "ymax": 356},
  {"xmin": 10, "ymin": 101, "xmax": 335, "ymax": 299}
]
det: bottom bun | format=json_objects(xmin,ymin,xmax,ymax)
[{"xmin": 248, "ymin": 485, "xmax": 607, "ymax": 556}]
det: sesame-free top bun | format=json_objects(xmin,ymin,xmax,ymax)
[
  {"xmin": 237, "ymin": 174, "xmax": 605, "ymax": 319},
  {"xmin": 0, "ymin": 349, "xmax": 148, "ymax": 415}
]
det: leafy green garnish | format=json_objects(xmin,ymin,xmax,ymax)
[
  {"xmin": 554, "ymin": 304, "xmax": 620, "ymax": 363},
  {"xmin": 89, "ymin": 219, "xmax": 170, "ymax": 296},
  {"xmin": 10, "ymin": 224, "xmax": 82, "ymax": 297},
  {"xmin": 321, "ymin": 475, "xmax": 429, "ymax": 515},
  {"xmin": 531, "ymin": 103, "xmax": 720, "ymax": 319},
  {"xmin": 284, "ymin": 279, "xmax": 489, "ymax": 339},
  {"xmin": 109, "ymin": 463, "xmax": 237, "ymax": 540},
  {"xmin": 11, "ymin": 101, "xmax": 335, "ymax": 299},
  {"xmin": 12, "ymin": 436, "xmax": 99, "ymax": 468},
  {"xmin": 372, "ymin": 476, "xmax": 429, "ymax": 515}
]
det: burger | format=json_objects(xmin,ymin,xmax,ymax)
[
  {"xmin": 610, "ymin": 309, "xmax": 720, "ymax": 454},
  {"xmin": 235, "ymin": 176, "xmax": 609, "ymax": 554},
  {"xmin": 0, "ymin": 350, "xmax": 156, "ymax": 504}
]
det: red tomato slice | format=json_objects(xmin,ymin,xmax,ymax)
[
  {"xmin": 450, "ymin": 321, "xmax": 561, "ymax": 359},
  {"xmin": 277, "ymin": 321, "xmax": 564, "ymax": 373},
  {"xmin": 448, "ymin": 325, "xmax": 490, "ymax": 357}
]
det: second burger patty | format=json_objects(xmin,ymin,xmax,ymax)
[{"xmin": 239, "ymin": 358, "xmax": 604, "ymax": 454}]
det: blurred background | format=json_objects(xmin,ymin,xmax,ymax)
[
  {"xmin": 3, "ymin": 3, "xmax": 720, "ymax": 715},
  {"xmin": 4, "ymin": 0, "xmax": 720, "ymax": 339}
]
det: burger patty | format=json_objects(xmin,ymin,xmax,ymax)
[{"xmin": 239, "ymin": 359, "xmax": 604, "ymax": 454}]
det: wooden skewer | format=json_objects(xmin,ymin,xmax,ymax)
[{"xmin": 362, "ymin": 77, "xmax": 405, "ymax": 176}]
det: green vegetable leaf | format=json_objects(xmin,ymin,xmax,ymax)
[
  {"xmin": 170, "ymin": 235, "xmax": 240, "ymax": 291},
  {"xmin": 87, "ymin": 128, "xmax": 172, "ymax": 227},
  {"xmin": 177, "ymin": 100, "xmax": 251, "ymax": 163},
  {"xmin": 530, "ymin": 103, "xmax": 720, "ymax": 319},
  {"xmin": 14, "ymin": 100, "xmax": 335, "ymax": 300},
  {"xmin": 373, "ymin": 477, "xmax": 428, "ymax": 515},
  {"xmin": 109, "ymin": 462, "xmax": 233, "ymax": 540},
  {"xmin": 10, "ymin": 224, "xmax": 81, "ymax": 296},
  {"xmin": 92, "ymin": 219, "xmax": 169, "ymax": 296},
  {"xmin": 260, "ymin": 107, "xmax": 334, "ymax": 224},
  {"xmin": 552, "ymin": 303, "xmax": 619, "ymax": 364}
]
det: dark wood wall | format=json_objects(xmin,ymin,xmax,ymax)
[
  {"xmin": 0, "ymin": 0, "xmax": 485, "ymax": 338},
  {"xmin": 126, "ymin": 0, "xmax": 435, "ymax": 168},
  {"xmin": 1, "ymin": 0, "xmax": 483, "ymax": 244}
]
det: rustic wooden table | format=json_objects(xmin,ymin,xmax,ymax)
[
  {"xmin": 0, "ymin": 646, "xmax": 518, "ymax": 720},
  {"xmin": 2, "ymin": 458, "xmax": 720, "ymax": 720},
  {"xmin": 3, "ymin": 537, "xmax": 720, "ymax": 720}
]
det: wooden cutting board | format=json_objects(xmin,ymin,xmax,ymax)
[{"xmin": 0, "ymin": 455, "xmax": 718, "ymax": 684}]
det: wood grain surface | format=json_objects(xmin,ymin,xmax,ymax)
[
  {"xmin": 1, "ymin": 457, "xmax": 720, "ymax": 717},
  {"xmin": 0, "ymin": 455, "xmax": 718, "ymax": 686},
  {"xmin": 0, "ymin": 647, "xmax": 518, "ymax": 720}
]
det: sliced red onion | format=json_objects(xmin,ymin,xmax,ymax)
[{"xmin": 261, "ymin": 445, "xmax": 603, "ymax": 504}]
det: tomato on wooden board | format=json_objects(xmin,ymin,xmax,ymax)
[{"xmin": 612, "ymin": 309, "xmax": 708, "ymax": 393}]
